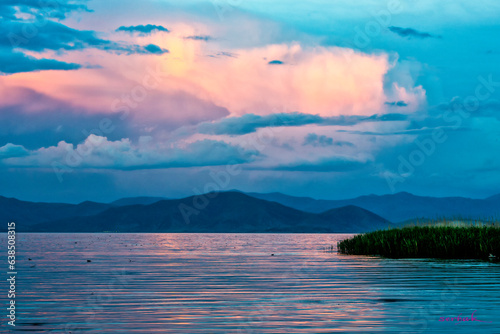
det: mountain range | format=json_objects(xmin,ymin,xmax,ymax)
[
  {"xmin": 1, "ymin": 192, "xmax": 389, "ymax": 233},
  {"xmin": 1, "ymin": 191, "xmax": 499, "ymax": 233},
  {"xmin": 245, "ymin": 191, "xmax": 500, "ymax": 222}
]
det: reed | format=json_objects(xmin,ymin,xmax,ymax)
[{"xmin": 338, "ymin": 223, "xmax": 500, "ymax": 259}]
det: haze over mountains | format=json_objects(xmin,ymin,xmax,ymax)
[{"xmin": 1, "ymin": 191, "xmax": 499, "ymax": 233}]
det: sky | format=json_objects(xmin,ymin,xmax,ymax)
[{"xmin": 0, "ymin": 0, "xmax": 499, "ymax": 203}]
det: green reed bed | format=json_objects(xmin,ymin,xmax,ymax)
[{"xmin": 338, "ymin": 225, "xmax": 500, "ymax": 259}]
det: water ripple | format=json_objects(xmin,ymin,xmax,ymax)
[{"xmin": 0, "ymin": 233, "xmax": 499, "ymax": 333}]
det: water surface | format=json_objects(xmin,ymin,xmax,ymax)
[{"xmin": 2, "ymin": 233, "xmax": 499, "ymax": 333}]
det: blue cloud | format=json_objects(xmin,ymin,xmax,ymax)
[
  {"xmin": 363, "ymin": 113, "xmax": 408, "ymax": 122},
  {"xmin": 184, "ymin": 35, "xmax": 213, "ymax": 41},
  {"xmin": 144, "ymin": 44, "xmax": 169, "ymax": 54},
  {"xmin": 0, "ymin": 3, "xmax": 169, "ymax": 75},
  {"xmin": 0, "ymin": 87, "xmax": 229, "ymax": 149},
  {"xmin": 266, "ymin": 156, "xmax": 367, "ymax": 172},
  {"xmin": 215, "ymin": 51, "xmax": 237, "ymax": 58},
  {"xmin": 0, "ymin": 87, "xmax": 133, "ymax": 149},
  {"xmin": 268, "ymin": 60, "xmax": 284, "ymax": 65},
  {"xmin": 337, "ymin": 126, "xmax": 469, "ymax": 137},
  {"xmin": 0, "ymin": 50, "xmax": 81, "ymax": 74},
  {"xmin": 388, "ymin": 26, "xmax": 439, "ymax": 39},
  {"xmin": 1, "ymin": 138, "xmax": 259, "ymax": 170},
  {"xmin": 198, "ymin": 113, "xmax": 408, "ymax": 135},
  {"xmin": 385, "ymin": 101, "xmax": 408, "ymax": 107},
  {"xmin": 116, "ymin": 24, "xmax": 169, "ymax": 35},
  {"xmin": 0, "ymin": 0, "xmax": 91, "ymax": 21},
  {"xmin": 0, "ymin": 143, "xmax": 29, "ymax": 159},
  {"xmin": 303, "ymin": 133, "xmax": 354, "ymax": 147},
  {"xmin": 1, "ymin": 20, "xmax": 168, "ymax": 55},
  {"xmin": 198, "ymin": 113, "xmax": 323, "ymax": 135}
]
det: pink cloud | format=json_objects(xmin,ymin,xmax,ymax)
[
  {"xmin": 0, "ymin": 22, "xmax": 421, "ymax": 126},
  {"xmin": 161, "ymin": 43, "xmax": 391, "ymax": 117}
]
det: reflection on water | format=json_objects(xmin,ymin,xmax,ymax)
[{"xmin": 1, "ymin": 233, "xmax": 499, "ymax": 333}]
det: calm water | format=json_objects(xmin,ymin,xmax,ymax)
[{"xmin": 1, "ymin": 233, "xmax": 499, "ymax": 333}]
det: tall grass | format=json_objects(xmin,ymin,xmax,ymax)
[{"xmin": 338, "ymin": 224, "xmax": 500, "ymax": 259}]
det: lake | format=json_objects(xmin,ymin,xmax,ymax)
[{"xmin": 2, "ymin": 233, "xmax": 499, "ymax": 333}]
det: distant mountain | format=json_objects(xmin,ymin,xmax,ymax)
[
  {"xmin": 111, "ymin": 196, "xmax": 167, "ymax": 206},
  {"xmin": 245, "ymin": 191, "xmax": 500, "ymax": 223},
  {"xmin": 319, "ymin": 205, "xmax": 391, "ymax": 231},
  {"xmin": 246, "ymin": 191, "xmax": 337, "ymax": 213},
  {"xmin": 27, "ymin": 192, "xmax": 390, "ymax": 233},
  {"xmin": 0, "ymin": 195, "xmax": 170, "ymax": 231},
  {"xmin": 6, "ymin": 190, "xmax": 498, "ymax": 232},
  {"xmin": 0, "ymin": 196, "xmax": 110, "ymax": 230}
]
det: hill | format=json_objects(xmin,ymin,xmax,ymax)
[
  {"xmin": 0, "ymin": 196, "xmax": 110, "ymax": 230},
  {"xmin": 26, "ymin": 192, "xmax": 390, "ymax": 233},
  {"xmin": 246, "ymin": 191, "xmax": 500, "ymax": 223},
  {"xmin": 110, "ymin": 196, "xmax": 167, "ymax": 206}
]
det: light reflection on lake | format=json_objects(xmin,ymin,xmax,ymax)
[{"xmin": 1, "ymin": 233, "xmax": 499, "ymax": 333}]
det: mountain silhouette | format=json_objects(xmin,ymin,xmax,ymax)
[
  {"xmin": 4, "ymin": 190, "xmax": 499, "ymax": 232},
  {"xmin": 6, "ymin": 192, "xmax": 389, "ymax": 233},
  {"xmin": 245, "ymin": 191, "xmax": 500, "ymax": 222}
]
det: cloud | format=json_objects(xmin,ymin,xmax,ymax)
[
  {"xmin": 0, "ymin": 4, "xmax": 171, "ymax": 77},
  {"xmin": 0, "ymin": 86, "xmax": 130, "ymax": 149},
  {"xmin": 0, "ymin": 15, "xmax": 422, "ymax": 123},
  {"xmin": 265, "ymin": 156, "xmax": 368, "ymax": 172},
  {"xmin": 143, "ymin": 44, "xmax": 169, "ymax": 54},
  {"xmin": 184, "ymin": 35, "xmax": 212, "ymax": 41},
  {"xmin": 0, "ymin": 0, "xmax": 91, "ymax": 21},
  {"xmin": 1, "ymin": 135, "xmax": 259, "ymax": 170},
  {"xmin": 0, "ymin": 143, "xmax": 29, "ymax": 159},
  {"xmin": 303, "ymin": 133, "xmax": 333, "ymax": 146},
  {"xmin": 385, "ymin": 101, "xmax": 408, "ymax": 107},
  {"xmin": 363, "ymin": 113, "xmax": 408, "ymax": 122},
  {"xmin": 116, "ymin": 24, "xmax": 170, "ymax": 35},
  {"xmin": 388, "ymin": 26, "xmax": 439, "ymax": 39},
  {"xmin": 163, "ymin": 43, "xmax": 391, "ymax": 116},
  {"xmin": 432, "ymin": 98, "xmax": 500, "ymax": 119},
  {"xmin": 1, "ymin": 20, "xmax": 168, "ymax": 55},
  {"xmin": 0, "ymin": 86, "xmax": 229, "ymax": 149},
  {"xmin": 303, "ymin": 133, "xmax": 354, "ymax": 147},
  {"xmin": 216, "ymin": 51, "xmax": 237, "ymax": 58},
  {"xmin": 0, "ymin": 51, "xmax": 81, "ymax": 74},
  {"xmin": 268, "ymin": 60, "xmax": 284, "ymax": 65},
  {"xmin": 337, "ymin": 126, "xmax": 467, "ymax": 137},
  {"xmin": 391, "ymin": 98, "xmax": 500, "ymax": 136},
  {"xmin": 198, "ymin": 112, "xmax": 323, "ymax": 135},
  {"xmin": 197, "ymin": 112, "xmax": 408, "ymax": 135},
  {"xmin": 0, "ymin": 5, "xmax": 168, "ymax": 75}
]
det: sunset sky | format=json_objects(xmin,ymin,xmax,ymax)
[{"xmin": 1, "ymin": 0, "xmax": 499, "ymax": 203}]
